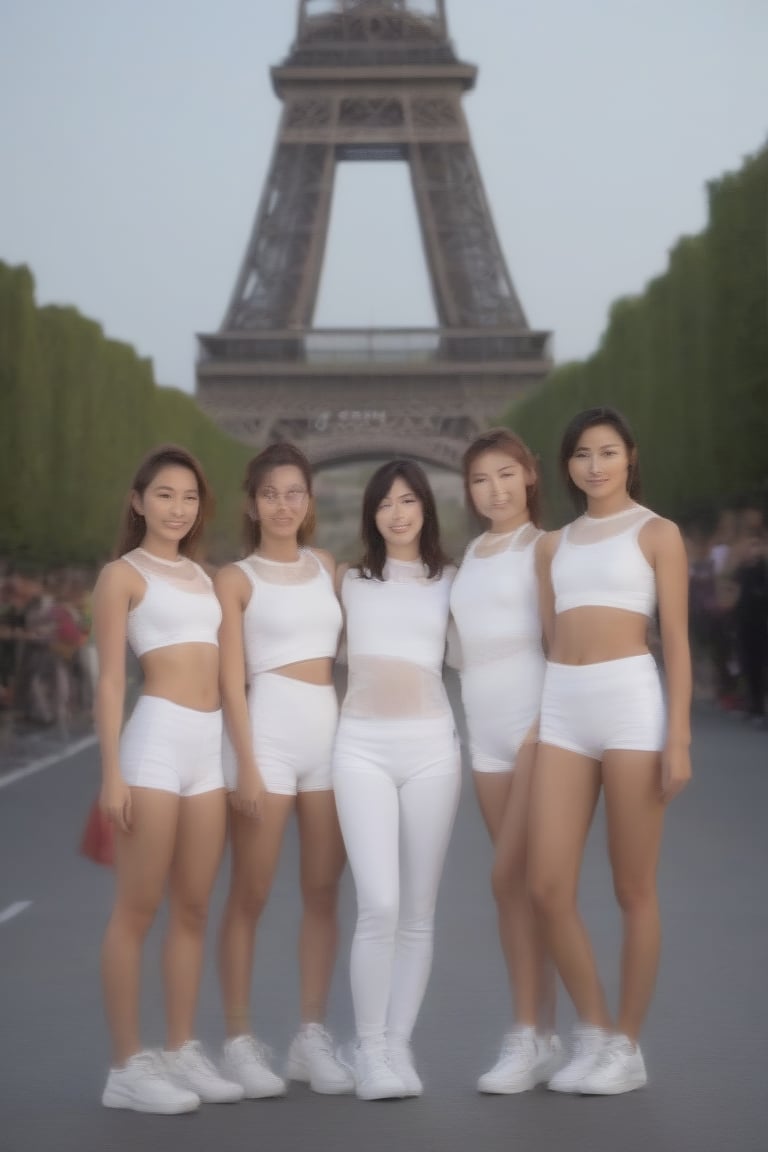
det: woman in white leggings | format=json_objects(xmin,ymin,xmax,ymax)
[
  {"xmin": 450, "ymin": 429, "xmax": 561, "ymax": 1094},
  {"xmin": 333, "ymin": 460, "xmax": 460, "ymax": 1100}
]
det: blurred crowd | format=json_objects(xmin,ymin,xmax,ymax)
[
  {"xmin": 1, "ymin": 505, "xmax": 766, "ymax": 752},
  {"xmin": 0, "ymin": 565, "xmax": 97, "ymax": 744},
  {"xmin": 685, "ymin": 506, "xmax": 768, "ymax": 725}
]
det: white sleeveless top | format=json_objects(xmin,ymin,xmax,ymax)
[
  {"xmin": 237, "ymin": 549, "xmax": 342, "ymax": 679},
  {"xmin": 341, "ymin": 559, "xmax": 456, "ymax": 719},
  {"xmin": 551, "ymin": 504, "xmax": 658, "ymax": 617},
  {"xmin": 450, "ymin": 522, "xmax": 544, "ymax": 670},
  {"xmin": 123, "ymin": 548, "xmax": 221, "ymax": 657}
]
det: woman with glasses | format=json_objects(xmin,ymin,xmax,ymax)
[{"xmin": 216, "ymin": 443, "xmax": 353, "ymax": 1097}]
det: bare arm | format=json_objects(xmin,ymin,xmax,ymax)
[
  {"xmin": 535, "ymin": 531, "xmax": 560, "ymax": 656},
  {"xmin": 646, "ymin": 518, "xmax": 693, "ymax": 800},
  {"xmin": 93, "ymin": 561, "xmax": 136, "ymax": 831},
  {"xmin": 214, "ymin": 565, "xmax": 263, "ymax": 817}
]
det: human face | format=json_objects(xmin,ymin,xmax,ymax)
[
  {"xmin": 468, "ymin": 448, "xmax": 533, "ymax": 533},
  {"xmin": 375, "ymin": 476, "xmax": 424, "ymax": 560},
  {"xmin": 132, "ymin": 465, "xmax": 200, "ymax": 553},
  {"xmin": 254, "ymin": 465, "xmax": 310, "ymax": 543},
  {"xmin": 568, "ymin": 424, "xmax": 635, "ymax": 513}
]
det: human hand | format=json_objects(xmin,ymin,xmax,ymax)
[
  {"xmin": 100, "ymin": 776, "xmax": 132, "ymax": 832},
  {"xmin": 231, "ymin": 765, "xmax": 266, "ymax": 820},
  {"xmin": 661, "ymin": 743, "xmax": 692, "ymax": 802}
]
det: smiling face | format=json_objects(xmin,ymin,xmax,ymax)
[
  {"xmin": 253, "ymin": 464, "xmax": 310, "ymax": 544},
  {"xmin": 374, "ymin": 475, "xmax": 425, "ymax": 559},
  {"xmin": 468, "ymin": 448, "xmax": 534, "ymax": 532},
  {"xmin": 131, "ymin": 465, "xmax": 200, "ymax": 551},
  {"xmin": 568, "ymin": 423, "xmax": 635, "ymax": 509}
]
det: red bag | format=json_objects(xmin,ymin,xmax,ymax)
[{"xmin": 79, "ymin": 799, "xmax": 115, "ymax": 867}]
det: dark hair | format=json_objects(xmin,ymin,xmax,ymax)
[
  {"xmin": 462, "ymin": 428, "xmax": 541, "ymax": 527},
  {"xmin": 117, "ymin": 445, "xmax": 211, "ymax": 559},
  {"xmin": 559, "ymin": 406, "xmax": 641, "ymax": 511},
  {"xmin": 356, "ymin": 459, "xmax": 449, "ymax": 581},
  {"xmin": 242, "ymin": 442, "xmax": 315, "ymax": 553}
]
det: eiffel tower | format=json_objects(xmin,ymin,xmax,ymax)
[{"xmin": 197, "ymin": 0, "xmax": 551, "ymax": 471}]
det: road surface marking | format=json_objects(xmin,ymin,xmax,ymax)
[
  {"xmin": 0, "ymin": 735, "xmax": 98, "ymax": 791},
  {"xmin": 0, "ymin": 901, "xmax": 32, "ymax": 925}
]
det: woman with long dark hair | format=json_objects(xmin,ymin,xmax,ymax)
[
  {"xmin": 528, "ymin": 407, "xmax": 692, "ymax": 1095},
  {"xmin": 216, "ymin": 443, "xmax": 352, "ymax": 1097},
  {"xmin": 95, "ymin": 445, "xmax": 242, "ymax": 1113},
  {"xmin": 333, "ymin": 459, "xmax": 460, "ymax": 1100},
  {"xmin": 450, "ymin": 429, "xmax": 561, "ymax": 1093}
]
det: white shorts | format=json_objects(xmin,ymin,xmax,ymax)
[
  {"xmin": 538, "ymin": 653, "xmax": 665, "ymax": 760},
  {"xmin": 460, "ymin": 649, "xmax": 545, "ymax": 773},
  {"xmin": 120, "ymin": 695, "xmax": 225, "ymax": 797},
  {"xmin": 223, "ymin": 673, "xmax": 338, "ymax": 796},
  {"xmin": 333, "ymin": 713, "xmax": 460, "ymax": 786}
]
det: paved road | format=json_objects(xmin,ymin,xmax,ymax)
[{"xmin": 1, "ymin": 699, "xmax": 766, "ymax": 1152}]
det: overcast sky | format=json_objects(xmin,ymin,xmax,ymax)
[{"xmin": 2, "ymin": 0, "xmax": 767, "ymax": 392}]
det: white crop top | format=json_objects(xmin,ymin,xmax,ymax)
[
  {"xmin": 551, "ymin": 505, "xmax": 658, "ymax": 617},
  {"xmin": 123, "ymin": 548, "xmax": 221, "ymax": 657},
  {"xmin": 237, "ymin": 549, "xmax": 342, "ymax": 679},
  {"xmin": 450, "ymin": 522, "xmax": 544, "ymax": 670},
  {"xmin": 341, "ymin": 559, "xmax": 455, "ymax": 720}
]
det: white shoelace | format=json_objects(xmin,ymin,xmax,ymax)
[
  {"xmin": 128, "ymin": 1050, "xmax": 167, "ymax": 1076},
  {"xmin": 177, "ymin": 1041, "xmax": 218, "ymax": 1077},
  {"xmin": 236, "ymin": 1035, "xmax": 274, "ymax": 1066},
  {"xmin": 499, "ymin": 1030, "xmax": 536, "ymax": 1059}
]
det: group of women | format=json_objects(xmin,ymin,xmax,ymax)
[{"xmin": 93, "ymin": 405, "xmax": 692, "ymax": 1114}]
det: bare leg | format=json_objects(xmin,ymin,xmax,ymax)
[
  {"xmin": 527, "ymin": 744, "xmax": 611, "ymax": 1028},
  {"xmin": 602, "ymin": 750, "xmax": 666, "ymax": 1042},
  {"xmin": 492, "ymin": 743, "xmax": 555, "ymax": 1029},
  {"xmin": 296, "ymin": 790, "xmax": 347, "ymax": 1023},
  {"xmin": 164, "ymin": 788, "xmax": 227, "ymax": 1049},
  {"xmin": 101, "ymin": 787, "xmax": 178, "ymax": 1065},
  {"xmin": 218, "ymin": 793, "xmax": 294, "ymax": 1037},
  {"xmin": 472, "ymin": 770, "xmax": 513, "ymax": 842}
]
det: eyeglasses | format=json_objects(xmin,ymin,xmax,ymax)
[{"xmin": 258, "ymin": 487, "xmax": 309, "ymax": 507}]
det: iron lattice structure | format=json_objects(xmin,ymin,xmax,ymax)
[{"xmin": 197, "ymin": 0, "xmax": 551, "ymax": 471}]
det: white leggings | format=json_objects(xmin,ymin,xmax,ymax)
[{"xmin": 333, "ymin": 715, "xmax": 461, "ymax": 1044}]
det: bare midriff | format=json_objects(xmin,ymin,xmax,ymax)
[
  {"xmin": 139, "ymin": 643, "xmax": 220, "ymax": 711},
  {"xmin": 549, "ymin": 607, "xmax": 651, "ymax": 666},
  {"xmin": 272, "ymin": 656, "xmax": 334, "ymax": 686}
]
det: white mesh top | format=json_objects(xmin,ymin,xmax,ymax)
[
  {"xmin": 450, "ymin": 522, "xmax": 544, "ymax": 670},
  {"xmin": 236, "ymin": 549, "xmax": 342, "ymax": 678},
  {"xmin": 122, "ymin": 548, "xmax": 221, "ymax": 657},
  {"xmin": 341, "ymin": 558, "xmax": 456, "ymax": 719},
  {"xmin": 551, "ymin": 504, "xmax": 658, "ymax": 617}
]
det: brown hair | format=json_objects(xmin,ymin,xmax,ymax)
[
  {"xmin": 242, "ymin": 442, "xmax": 316, "ymax": 553},
  {"xmin": 559, "ymin": 407, "xmax": 641, "ymax": 512},
  {"xmin": 356, "ymin": 458, "xmax": 449, "ymax": 581},
  {"xmin": 462, "ymin": 428, "xmax": 541, "ymax": 527},
  {"xmin": 116, "ymin": 444, "xmax": 212, "ymax": 559}
]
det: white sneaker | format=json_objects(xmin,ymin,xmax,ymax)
[
  {"xmin": 102, "ymin": 1050, "xmax": 200, "ymax": 1114},
  {"xmin": 387, "ymin": 1037, "xmax": 423, "ymax": 1097},
  {"xmin": 285, "ymin": 1023, "xmax": 355, "ymax": 1094},
  {"xmin": 578, "ymin": 1034, "xmax": 648, "ymax": 1095},
  {"xmin": 353, "ymin": 1040, "xmax": 408, "ymax": 1101},
  {"xmin": 478, "ymin": 1026, "xmax": 564, "ymax": 1094},
  {"xmin": 221, "ymin": 1034, "xmax": 287, "ymax": 1099},
  {"xmin": 163, "ymin": 1040, "xmax": 244, "ymax": 1104},
  {"xmin": 547, "ymin": 1024, "xmax": 608, "ymax": 1093}
]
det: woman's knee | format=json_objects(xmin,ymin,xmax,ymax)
[
  {"xmin": 111, "ymin": 895, "xmax": 161, "ymax": 939},
  {"xmin": 527, "ymin": 869, "xmax": 577, "ymax": 919},
  {"xmin": 491, "ymin": 853, "xmax": 526, "ymax": 907},
  {"xmin": 356, "ymin": 892, "xmax": 399, "ymax": 940},
  {"xmin": 613, "ymin": 875, "xmax": 658, "ymax": 916},
  {"xmin": 169, "ymin": 893, "xmax": 210, "ymax": 935},
  {"xmin": 302, "ymin": 878, "xmax": 340, "ymax": 919}
]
